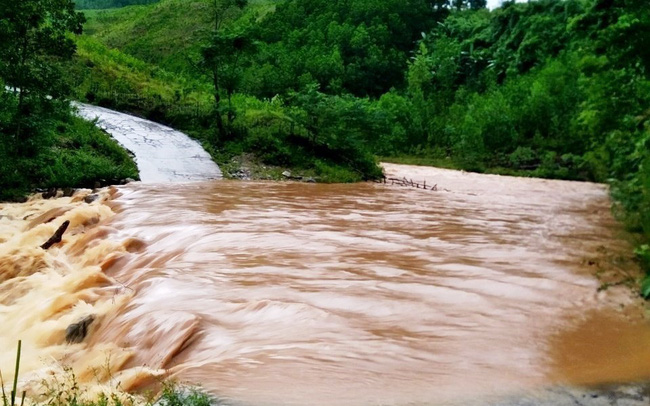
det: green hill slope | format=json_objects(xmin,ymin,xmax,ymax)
[{"xmin": 83, "ymin": 0, "xmax": 278, "ymax": 73}]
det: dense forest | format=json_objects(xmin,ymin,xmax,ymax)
[{"xmin": 1, "ymin": 0, "xmax": 649, "ymax": 289}]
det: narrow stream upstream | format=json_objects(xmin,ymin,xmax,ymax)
[{"xmin": 74, "ymin": 103, "xmax": 222, "ymax": 182}]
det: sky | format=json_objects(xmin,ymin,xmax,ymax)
[{"xmin": 487, "ymin": 0, "xmax": 528, "ymax": 9}]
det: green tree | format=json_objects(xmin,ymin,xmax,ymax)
[
  {"xmin": 452, "ymin": 0, "xmax": 487, "ymax": 10},
  {"xmin": 286, "ymin": 84, "xmax": 382, "ymax": 179},
  {"xmin": 250, "ymin": 0, "xmax": 437, "ymax": 97},
  {"xmin": 201, "ymin": 0, "xmax": 248, "ymax": 140},
  {"xmin": 202, "ymin": 30, "xmax": 253, "ymax": 130},
  {"xmin": 0, "ymin": 0, "xmax": 85, "ymax": 147}
]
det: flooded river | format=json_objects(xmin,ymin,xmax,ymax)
[{"xmin": 1, "ymin": 164, "xmax": 650, "ymax": 406}]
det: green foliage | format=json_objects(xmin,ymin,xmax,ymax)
[
  {"xmin": 0, "ymin": 90, "xmax": 138, "ymax": 200},
  {"xmin": 284, "ymin": 85, "xmax": 383, "ymax": 179},
  {"xmin": 641, "ymin": 275, "xmax": 650, "ymax": 299},
  {"xmin": 80, "ymin": 0, "xmax": 273, "ymax": 74},
  {"xmin": 157, "ymin": 383, "xmax": 213, "ymax": 406},
  {"xmin": 0, "ymin": 0, "xmax": 133, "ymax": 200},
  {"xmin": 0, "ymin": 0, "xmax": 86, "ymax": 147},
  {"xmin": 0, "ymin": 0, "xmax": 85, "ymax": 95},
  {"xmin": 201, "ymin": 0, "xmax": 252, "ymax": 139},
  {"xmin": 246, "ymin": 0, "xmax": 441, "ymax": 97}
]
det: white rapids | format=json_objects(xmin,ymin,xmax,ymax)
[{"xmin": 74, "ymin": 103, "xmax": 222, "ymax": 182}]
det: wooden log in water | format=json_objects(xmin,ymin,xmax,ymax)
[{"xmin": 41, "ymin": 220, "xmax": 70, "ymax": 250}]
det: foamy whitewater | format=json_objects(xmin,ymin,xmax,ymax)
[{"xmin": 0, "ymin": 188, "xmax": 161, "ymax": 401}]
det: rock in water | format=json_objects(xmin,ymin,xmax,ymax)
[
  {"xmin": 42, "ymin": 188, "xmax": 57, "ymax": 199},
  {"xmin": 66, "ymin": 315, "xmax": 95, "ymax": 344},
  {"xmin": 84, "ymin": 194, "xmax": 99, "ymax": 204}
]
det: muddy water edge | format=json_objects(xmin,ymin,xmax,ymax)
[{"xmin": 1, "ymin": 164, "xmax": 649, "ymax": 406}]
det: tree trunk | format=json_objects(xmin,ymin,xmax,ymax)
[
  {"xmin": 41, "ymin": 221, "xmax": 70, "ymax": 250},
  {"xmin": 213, "ymin": 69, "xmax": 227, "ymax": 141},
  {"xmin": 15, "ymin": 31, "xmax": 29, "ymax": 142},
  {"xmin": 227, "ymin": 91, "xmax": 234, "ymax": 125}
]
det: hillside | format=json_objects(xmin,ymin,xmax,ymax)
[{"xmin": 82, "ymin": 0, "xmax": 278, "ymax": 73}]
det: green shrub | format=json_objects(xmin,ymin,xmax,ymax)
[{"xmin": 0, "ymin": 99, "xmax": 138, "ymax": 200}]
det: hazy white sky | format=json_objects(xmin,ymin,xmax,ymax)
[{"xmin": 487, "ymin": 0, "xmax": 528, "ymax": 9}]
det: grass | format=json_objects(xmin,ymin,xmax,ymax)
[
  {"xmin": 80, "ymin": 0, "xmax": 278, "ymax": 75},
  {"xmin": 0, "ymin": 341, "xmax": 24, "ymax": 406},
  {"xmin": 0, "ymin": 341, "xmax": 216, "ymax": 406}
]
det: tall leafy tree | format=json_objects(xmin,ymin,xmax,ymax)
[
  {"xmin": 201, "ymin": 0, "xmax": 248, "ymax": 140},
  {"xmin": 202, "ymin": 30, "xmax": 253, "ymax": 130},
  {"xmin": 0, "ymin": 0, "xmax": 85, "ymax": 145}
]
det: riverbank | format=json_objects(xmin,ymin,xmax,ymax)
[
  {"xmin": 380, "ymin": 154, "xmax": 593, "ymax": 181},
  {"xmin": 473, "ymin": 382, "xmax": 650, "ymax": 406},
  {"xmin": 382, "ymin": 158, "xmax": 650, "ymax": 297}
]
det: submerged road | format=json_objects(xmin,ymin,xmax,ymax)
[{"xmin": 75, "ymin": 103, "xmax": 222, "ymax": 182}]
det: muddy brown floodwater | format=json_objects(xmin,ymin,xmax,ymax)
[
  {"xmin": 2, "ymin": 164, "xmax": 650, "ymax": 406},
  {"xmin": 88, "ymin": 164, "xmax": 650, "ymax": 406}
]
